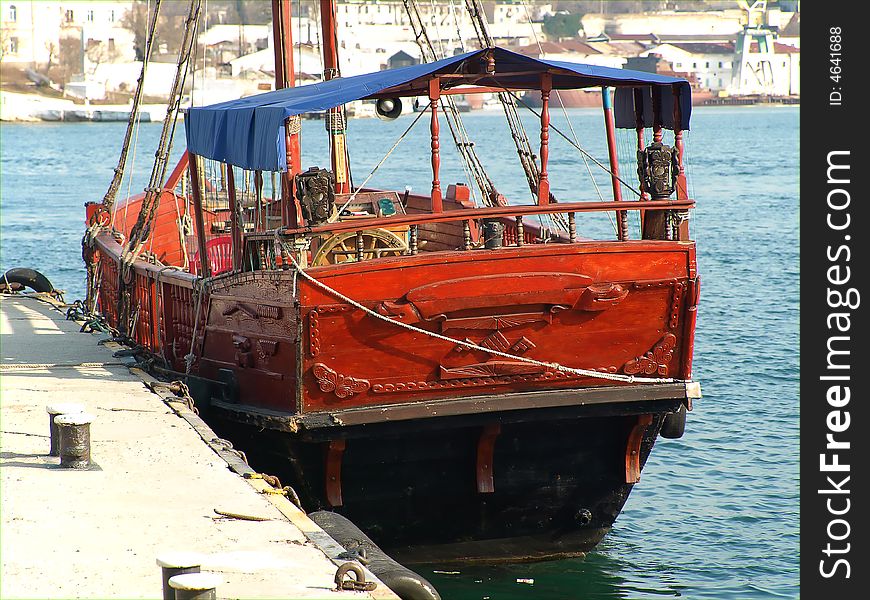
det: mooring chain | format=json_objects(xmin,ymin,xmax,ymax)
[
  {"xmin": 334, "ymin": 562, "xmax": 377, "ymax": 593},
  {"xmin": 243, "ymin": 472, "xmax": 303, "ymax": 509}
]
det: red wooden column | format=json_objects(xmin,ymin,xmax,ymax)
[
  {"xmin": 537, "ymin": 73, "xmax": 551, "ymax": 205},
  {"xmin": 226, "ymin": 166, "xmax": 242, "ymax": 270},
  {"xmin": 429, "ymin": 77, "xmax": 443, "ymax": 213},
  {"xmin": 282, "ymin": 119, "xmax": 305, "ymax": 228},
  {"xmin": 187, "ymin": 154, "xmax": 211, "ymax": 278},
  {"xmin": 633, "ymin": 88, "xmax": 647, "ymax": 197},
  {"xmin": 271, "ymin": 0, "xmax": 302, "ymax": 226},
  {"xmin": 634, "ymin": 87, "xmax": 649, "ymax": 231},
  {"xmin": 320, "ymin": 0, "xmax": 350, "ymax": 195},
  {"xmin": 602, "ymin": 86, "xmax": 627, "ymax": 241},
  {"xmin": 672, "ymin": 83, "xmax": 690, "ymax": 240},
  {"xmin": 652, "ymin": 86, "xmax": 663, "ymax": 143}
]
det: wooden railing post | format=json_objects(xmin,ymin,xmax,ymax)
[
  {"xmin": 429, "ymin": 77, "xmax": 443, "ymax": 213},
  {"xmin": 538, "ymin": 73, "xmax": 551, "ymax": 205}
]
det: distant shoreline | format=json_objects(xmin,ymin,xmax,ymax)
[{"xmin": 1, "ymin": 88, "xmax": 798, "ymax": 124}]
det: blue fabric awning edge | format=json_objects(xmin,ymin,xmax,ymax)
[{"xmin": 185, "ymin": 47, "xmax": 692, "ymax": 172}]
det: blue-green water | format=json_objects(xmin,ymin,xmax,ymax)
[{"xmin": 0, "ymin": 106, "xmax": 799, "ymax": 599}]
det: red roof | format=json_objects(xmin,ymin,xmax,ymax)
[
  {"xmin": 514, "ymin": 41, "xmax": 601, "ymax": 56},
  {"xmin": 668, "ymin": 41, "xmax": 799, "ymax": 55}
]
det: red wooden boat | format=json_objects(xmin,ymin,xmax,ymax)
[{"xmin": 82, "ymin": 1, "xmax": 700, "ymax": 564}]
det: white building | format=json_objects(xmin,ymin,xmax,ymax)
[
  {"xmin": 513, "ymin": 40, "xmax": 626, "ymax": 69},
  {"xmin": 581, "ymin": 10, "xmax": 747, "ymax": 39},
  {"xmin": 334, "ymin": 0, "xmax": 544, "ymax": 57},
  {"xmin": 644, "ymin": 41, "xmax": 799, "ymax": 96},
  {"xmin": 1, "ymin": 1, "xmax": 135, "ymax": 67}
]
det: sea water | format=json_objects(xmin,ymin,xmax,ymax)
[{"xmin": 0, "ymin": 106, "xmax": 799, "ymax": 599}]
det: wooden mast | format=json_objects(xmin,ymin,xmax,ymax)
[
  {"xmin": 272, "ymin": 0, "xmax": 303, "ymax": 228},
  {"xmin": 320, "ymin": 0, "xmax": 350, "ymax": 194}
]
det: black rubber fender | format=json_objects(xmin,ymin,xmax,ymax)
[
  {"xmin": 3, "ymin": 268, "xmax": 54, "ymax": 293},
  {"xmin": 310, "ymin": 510, "xmax": 441, "ymax": 600},
  {"xmin": 660, "ymin": 404, "xmax": 687, "ymax": 439}
]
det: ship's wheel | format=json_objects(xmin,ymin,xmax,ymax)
[{"xmin": 311, "ymin": 229, "xmax": 407, "ymax": 265}]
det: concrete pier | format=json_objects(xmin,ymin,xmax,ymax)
[{"xmin": 1, "ymin": 295, "xmax": 397, "ymax": 599}]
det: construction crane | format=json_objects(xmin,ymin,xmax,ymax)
[{"xmin": 731, "ymin": 0, "xmax": 778, "ymax": 95}]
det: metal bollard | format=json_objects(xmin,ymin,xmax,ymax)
[
  {"xmin": 168, "ymin": 573, "xmax": 221, "ymax": 600},
  {"xmin": 482, "ymin": 219, "xmax": 504, "ymax": 250},
  {"xmin": 45, "ymin": 403, "xmax": 85, "ymax": 456},
  {"xmin": 156, "ymin": 552, "xmax": 203, "ymax": 600},
  {"xmin": 55, "ymin": 413, "xmax": 95, "ymax": 469}
]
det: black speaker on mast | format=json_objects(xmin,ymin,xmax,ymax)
[{"xmin": 375, "ymin": 98, "xmax": 403, "ymax": 120}]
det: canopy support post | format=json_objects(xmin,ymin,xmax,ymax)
[
  {"xmin": 320, "ymin": 0, "xmax": 350, "ymax": 195},
  {"xmin": 282, "ymin": 118, "xmax": 305, "ymax": 229},
  {"xmin": 226, "ymin": 166, "xmax": 242, "ymax": 271},
  {"xmin": 187, "ymin": 153, "xmax": 211, "ymax": 278},
  {"xmin": 602, "ymin": 86, "xmax": 627, "ymax": 241},
  {"xmin": 652, "ymin": 86, "xmax": 664, "ymax": 143},
  {"xmin": 429, "ymin": 77, "xmax": 443, "ymax": 213},
  {"xmin": 634, "ymin": 87, "xmax": 649, "ymax": 235},
  {"xmin": 672, "ymin": 83, "xmax": 689, "ymax": 241},
  {"xmin": 633, "ymin": 88, "xmax": 647, "ymax": 196},
  {"xmin": 537, "ymin": 73, "xmax": 551, "ymax": 206}
]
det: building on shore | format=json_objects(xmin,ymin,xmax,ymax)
[
  {"xmin": 1, "ymin": 1, "xmax": 136, "ymax": 68},
  {"xmin": 640, "ymin": 40, "xmax": 799, "ymax": 97},
  {"xmin": 2, "ymin": 1, "xmax": 799, "ymax": 108}
]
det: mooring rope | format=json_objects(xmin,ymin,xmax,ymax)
[{"xmin": 285, "ymin": 254, "xmax": 683, "ymax": 385}]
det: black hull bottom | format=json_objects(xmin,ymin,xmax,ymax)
[
  {"xmin": 207, "ymin": 400, "xmax": 676, "ymax": 563},
  {"xmin": 389, "ymin": 528, "xmax": 610, "ymax": 566}
]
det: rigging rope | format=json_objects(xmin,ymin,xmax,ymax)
[
  {"xmin": 462, "ymin": 0, "xmax": 546, "ymax": 206},
  {"xmin": 519, "ymin": 0, "xmax": 604, "ymax": 205},
  {"xmin": 402, "ymin": 0, "xmax": 502, "ymax": 207},
  {"xmin": 83, "ymin": 0, "xmax": 160, "ymax": 314},
  {"xmin": 123, "ymin": 0, "xmax": 204, "ymax": 269},
  {"xmin": 113, "ymin": 0, "xmax": 203, "ymax": 336},
  {"xmin": 284, "ymin": 252, "xmax": 683, "ymax": 386},
  {"xmin": 508, "ymin": 89, "xmax": 643, "ymax": 198},
  {"xmin": 100, "ymin": 0, "xmax": 163, "ymax": 215}
]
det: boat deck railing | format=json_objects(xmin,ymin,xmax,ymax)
[{"xmin": 279, "ymin": 197, "xmax": 690, "ymax": 241}]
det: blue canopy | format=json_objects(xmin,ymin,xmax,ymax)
[{"xmin": 185, "ymin": 47, "xmax": 691, "ymax": 172}]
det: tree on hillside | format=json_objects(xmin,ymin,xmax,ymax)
[
  {"xmin": 121, "ymin": 1, "xmax": 148, "ymax": 60},
  {"xmin": 543, "ymin": 12, "xmax": 583, "ymax": 39},
  {"xmin": 43, "ymin": 42, "xmax": 58, "ymax": 77},
  {"xmin": 121, "ymin": 0, "xmax": 191, "ymax": 60},
  {"xmin": 59, "ymin": 36, "xmax": 83, "ymax": 84}
]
